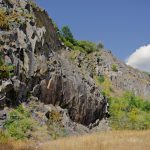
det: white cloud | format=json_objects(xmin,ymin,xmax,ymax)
[{"xmin": 126, "ymin": 44, "xmax": 150, "ymax": 72}]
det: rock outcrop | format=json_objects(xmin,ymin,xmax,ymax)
[
  {"xmin": 0, "ymin": 0, "xmax": 105, "ymax": 128},
  {"xmin": 67, "ymin": 50, "xmax": 150, "ymax": 99},
  {"xmin": 39, "ymin": 53, "xmax": 104, "ymax": 125},
  {"xmin": 0, "ymin": 0, "xmax": 150, "ymax": 136}
]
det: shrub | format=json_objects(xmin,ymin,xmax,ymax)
[
  {"xmin": 0, "ymin": 9, "xmax": 9, "ymax": 30},
  {"xmin": 142, "ymin": 100, "xmax": 150, "ymax": 111},
  {"xmin": 60, "ymin": 25, "xmax": 101, "ymax": 54},
  {"xmin": 101, "ymin": 77, "xmax": 112, "ymax": 96},
  {"xmin": 48, "ymin": 110, "xmax": 62, "ymax": 123},
  {"xmin": 95, "ymin": 75, "xmax": 112, "ymax": 96},
  {"xmin": 109, "ymin": 92, "xmax": 150, "ymax": 130},
  {"xmin": 0, "ymin": 65, "xmax": 15, "ymax": 79},
  {"xmin": 0, "ymin": 51, "xmax": 15, "ymax": 79},
  {"xmin": 97, "ymin": 75, "xmax": 105, "ymax": 83},
  {"xmin": 77, "ymin": 40, "xmax": 98, "ymax": 53},
  {"xmin": 97, "ymin": 42, "xmax": 104, "ymax": 49},
  {"xmin": 73, "ymin": 45, "xmax": 84, "ymax": 52},
  {"xmin": 0, "ymin": 9, "xmax": 26, "ymax": 30},
  {"xmin": 69, "ymin": 50, "xmax": 80, "ymax": 61},
  {"xmin": 61, "ymin": 26, "xmax": 75, "ymax": 44},
  {"xmin": 47, "ymin": 110, "xmax": 68, "ymax": 139},
  {"xmin": 112, "ymin": 64, "xmax": 118, "ymax": 72},
  {"xmin": 4, "ymin": 105, "xmax": 36, "ymax": 140},
  {"xmin": 62, "ymin": 38, "xmax": 74, "ymax": 49}
]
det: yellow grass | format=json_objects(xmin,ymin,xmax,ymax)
[
  {"xmin": 0, "ymin": 140, "xmax": 36, "ymax": 150},
  {"xmin": 42, "ymin": 130, "xmax": 150, "ymax": 150},
  {"xmin": 0, "ymin": 130, "xmax": 150, "ymax": 150}
]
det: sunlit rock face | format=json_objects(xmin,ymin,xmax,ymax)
[
  {"xmin": 0, "ymin": 0, "xmax": 105, "ymax": 126},
  {"xmin": 70, "ymin": 49, "xmax": 150, "ymax": 99}
]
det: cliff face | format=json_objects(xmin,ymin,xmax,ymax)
[
  {"xmin": 69, "ymin": 50, "xmax": 150, "ymax": 99},
  {"xmin": 0, "ymin": 0, "xmax": 104, "ymax": 127},
  {"xmin": 0, "ymin": 0, "xmax": 60, "ymax": 102},
  {"xmin": 0, "ymin": 0, "xmax": 149, "ymax": 133},
  {"xmin": 98, "ymin": 50, "xmax": 150, "ymax": 98}
]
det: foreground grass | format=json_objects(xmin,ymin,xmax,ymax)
[
  {"xmin": 0, "ymin": 130, "xmax": 150, "ymax": 150},
  {"xmin": 0, "ymin": 141, "xmax": 35, "ymax": 150},
  {"xmin": 42, "ymin": 130, "xmax": 150, "ymax": 150}
]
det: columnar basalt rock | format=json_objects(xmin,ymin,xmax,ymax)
[
  {"xmin": 0, "ymin": 0, "xmax": 105, "ymax": 127},
  {"xmin": 38, "ymin": 54, "xmax": 104, "ymax": 125},
  {"xmin": 0, "ymin": 0, "xmax": 149, "ymax": 133}
]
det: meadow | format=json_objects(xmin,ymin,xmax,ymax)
[{"xmin": 0, "ymin": 130, "xmax": 150, "ymax": 150}]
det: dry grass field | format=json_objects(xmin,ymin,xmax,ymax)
[
  {"xmin": 42, "ymin": 130, "xmax": 150, "ymax": 150},
  {"xmin": 0, "ymin": 130, "xmax": 150, "ymax": 150},
  {"xmin": 0, "ymin": 141, "xmax": 34, "ymax": 150}
]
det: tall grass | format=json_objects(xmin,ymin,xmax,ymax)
[
  {"xmin": 0, "ymin": 130, "xmax": 150, "ymax": 150},
  {"xmin": 42, "ymin": 130, "xmax": 150, "ymax": 150},
  {"xmin": 0, "ymin": 141, "xmax": 36, "ymax": 150}
]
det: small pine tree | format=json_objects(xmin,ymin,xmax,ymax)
[{"xmin": 61, "ymin": 26, "xmax": 74, "ymax": 43}]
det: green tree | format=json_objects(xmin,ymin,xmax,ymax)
[
  {"xmin": 61, "ymin": 25, "xmax": 74, "ymax": 43},
  {"xmin": 97, "ymin": 42, "xmax": 104, "ymax": 49}
]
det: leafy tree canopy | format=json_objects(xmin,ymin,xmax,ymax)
[{"xmin": 61, "ymin": 25, "xmax": 74, "ymax": 43}]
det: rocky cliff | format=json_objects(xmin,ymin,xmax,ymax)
[
  {"xmin": 68, "ymin": 49, "xmax": 150, "ymax": 99},
  {"xmin": 0, "ymin": 0, "xmax": 105, "ymax": 130},
  {"xmin": 0, "ymin": 0, "xmax": 150, "ymax": 138}
]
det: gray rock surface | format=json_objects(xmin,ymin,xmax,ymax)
[
  {"xmin": 39, "ymin": 53, "xmax": 104, "ymax": 126},
  {"xmin": 0, "ymin": 0, "xmax": 105, "ymax": 129},
  {"xmin": 0, "ymin": 110, "xmax": 7, "ymax": 128},
  {"xmin": 69, "ymin": 50, "xmax": 150, "ymax": 99},
  {"xmin": 0, "ymin": 0, "xmax": 150, "ymax": 135}
]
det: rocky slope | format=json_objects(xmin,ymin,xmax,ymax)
[
  {"xmin": 0, "ymin": 0, "xmax": 105, "ymax": 132},
  {"xmin": 0, "ymin": 0, "xmax": 150, "ymax": 140},
  {"xmin": 67, "ymin": 49, "xmax": 150, "ymax": 99}
]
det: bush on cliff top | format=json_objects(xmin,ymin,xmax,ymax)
[
  {"xmin": 60, "ymin": 25, "xmax": 100, "ymax": 53},
  {"xmin": 61, "ymin": 26, "xmax": 75, "ymax": 44}
]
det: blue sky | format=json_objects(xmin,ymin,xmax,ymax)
[{"xmin": 36, "ymin": 0, "xmax": 150, "ymax": 62}]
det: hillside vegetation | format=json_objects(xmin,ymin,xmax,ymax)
[
  {"xmin": 0, "ymin": 1, "xmax": 150, "ymax": 149},
  {"xmin": 109, "ymin": 92, "xmax": 150, "ymax": 130},
  {"xmin": 60, "ymin": 25, "xmax": 102, "ymax": 53},
  {"xmin": 60, "ymin": 26, "xmax": 150, "ymax": 130}
]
